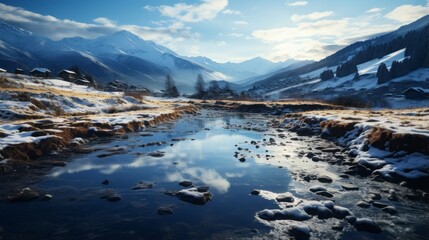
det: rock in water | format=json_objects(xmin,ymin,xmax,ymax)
[
  {"xmin": 102, "ymin": 179, "xmax": 109, "ymax": 185},
  {"xmin": 250, "ymin": 189, "xmax": 260, "ymax": 195},
  {"xmin": 175, "ymin": 187, "xmax": 212, "ymax": 205},
  {"xmin": 289, "ymin": 224, "xmax": 311, "ymax": 240},
  {"xmin": 317, "ymin": 175, "xmax": 333, "ymax": 183},
  {"xmin": 356, "ymin": 201, "xmax": 371, "ymax": 208},
  {"xmin": 179, "ymin": 181, "xmax": 193, "ymax": 187},
  {"xmin": 276, "ymin": 192, "xmax": 295, "ymax": 202},
  {"xmin": 382, "ymin": 206, "xmax": 397, "ymax": 215},
  {"xmin": 42, "ymin": 194, "xmax": 53, "ymax": 201},
  {"xmin": 107, "ymin": 193, "xmax": 122, "ymax": 202},
  {"xmin": 132, "ymin": 181, "xmax": 154, "ymax": 190},
  {"xmin": 197, "ymin": 186, "xmax": 209, "ymax": 192},
  {"xmin": 353, "ymin": 218, "xmax": 382, "ymax": 233},
  {"xmin": 157, "ymin": 207, "xmax": 173, "ymax": 215},
  {"xmin": 309, "ymin": 185, "xmax": 327, "ymax": 193},
  {"xmin": 8, "ymin": 188, "xmax": 40, "ymax": 202},
  {"xmin": 341, "ymin": 183, "xmax": 359, "ymax": 191},
  {"xmin": 315, "ymin": 191, "xmax": 333, "ymax": 198}
]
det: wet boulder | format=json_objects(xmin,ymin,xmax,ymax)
[
  {"xmin": 317, "ymin": 175, "xmax": 333, "ymax": 183},
  {"xmin": 175, "ymin": 187, "xmax": 212, "ymax": 205},
  {"xmin": 289, "ymin": 223, "xmax": 311, "ymax": 240},
  {"xmin": 250, "ymin": 189, "xmax": 260, "ymax": 195},
  {"xmin": 258, "ymin": 207, "xmax": 311, "ymax": 221},
  {"xmin": 157, "ymin": 207, "xmax": 174, "ymax": 215},
  {"xmin": 179, "ymin": 181, "xmax": 193, "ymax": 187},
  {"xmin": 132, "ymin": 181, "xmax": 154, "ymax": 190},
  {"xmin": 276, "ymin": 192, "xmax": 295, "ymax": 202},
  {"xmin": 352, "ymin": 218, "xmax": 382, "ymax": 233},
  {"xmin": 8, "ymin": 188, "xmax": 40, "ymax": 202}
]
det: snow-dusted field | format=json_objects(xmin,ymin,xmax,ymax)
[
  {"xmin": 283, "ymin": 108, "xmax": 429, "ymax": 181},
  {"xmin": 0, "ymin": 74, "xmax": 195, "ymax": 154}
]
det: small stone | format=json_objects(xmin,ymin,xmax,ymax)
[
  {"xmin": 315, "ymin": 191, "xmax": 333, "ymax": 198},
  {"xmin": 309, "ymin": 185, "xmax": 327, "ymax": 192},
  {"xmin": 102, "ymin": 179, "xmax": 109, "ymax": 185},
  {"xmin": 382, "ymin": 206, "xmax": 397, "ymax": 215},
  {"xmin": 157, "ymin": 207, "xmax": 173, "ymax": 215},
  {"xmin": 42, "ymin": 194, "xmax": 53, "ymax": 201},
  {"xmin": 239, "ymin": 157, "xmax": 246, "ymax": 162},
  {"xmin": 289, "ymin": 224, "xmax": 310, "ymax": 240},
  {"xmin": 250, "ymin": 189, "xmax": 260, "ymax": 195},
  {"xmin": 197, "ymin": 186, "xmax": 209, "ymax": 192},
  {"xmin": 306, "ymin": 152, "xmax": 315, "ymax": 158},
  {"xmin": 372, "ymin": 202, "xmax": 388, "ymax": 208},
  {"xmin": 317, "ymin": 175, "xmax": 333, "ymax": 183},
  {"xmin": 356, "ymin": 201, "xmax": 371, "ymax": 208},
  {"xmin": 353, "ymin": 218, "xmax": 382, "ymax": 233},
  {"xmin": 132, "ymin": 181, "xmax": 154, "ymax": 190},
  {"xmin": 8, "ymin": 188, "xmax": 39, "ymax": 202},
  {"xmin": 303, "ymin": 174, "xmax": 317, "ymax": 182},
  {"xmin": 332, "ymin": 206, "xmax": 352, "ymax": 219},
  {"xmin": 341, "ymin": 183, "xmax": 359, "ymax": 191},
  {"xmin": 251, "ymin": 229, "xmax": 259, "ymax": 234},
  {"xmin": 149, "ymin": 152, "xmax": 164, "ymax": 157},
  {"xmin": 369, "ymin": 193, "xmax": 382, "ymax": 200},
  {"xmin": 276, "ymin": 192, "xmax": 295, "ymax": 202},
  {"xmin": 339, "ymin": 174, "xmax": 349, "ymax": 179},
  {"xmin": 107, "ymin": 193, "xmax": 122, "ymax": 202},
  {"xmin": 179, "ymin": 181, "xmax": 193, "ymax": 187}
]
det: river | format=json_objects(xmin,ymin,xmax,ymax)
[{"xmin": 0, "ymin": 110, "xmax": 428, "ymax": 239}]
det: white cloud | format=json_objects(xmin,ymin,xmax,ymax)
[
  {"xmin": 222, "ymin": 9, "xmax": 241, "ymax": 15},
  {"xmin": 0, "ymin": 3, "xmax": 197, "ymax": 46},
  {"xmin": 153, "ymin": 0, "xmax": 228, "ymax": 22},
  {"xmin": 385, "ymin": 3, "xmax": 429, "ymax": 24},
  {"xmin": 253, "ymin": 19, "xmax": 347, "ymax": 43},
  {"xmin": 143, "ymin": 5, "xmax": 155, "ymax": 11},
  {"xmin": 288, "ymin": 1, "xmax": 308, "ymax": 7},
  {"xmin": 365, "ymin": 8, "xmax": 383, "ymax": 13},
  {"xmin": 253, "ymin": 14, "xmax": 398, "ymax": 61},
  {"xmin": 291, "ymin": 11, "xmax": 334, "ymax": 22},
  {"xmin": 93, "ymin": 17, "xmax": 116, "ymax": 26},
  {"xmin": 217, "ymin": 41, "xmax": 227, "ymax": 46},
  {"xmin": 234, "ymin": 20, "xmax": 248, "ymax": 25},
  {"xmin": 268, "ymin": 39, "xmax": 332, "ymax": 61},
  {"xmin": 227, "ymin": 32, "xmax": 245, "ymax": 37}
]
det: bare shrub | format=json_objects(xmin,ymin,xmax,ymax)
[{"xmin": 123, "ymin": 91, "xmax": 147, "ymax": 103}]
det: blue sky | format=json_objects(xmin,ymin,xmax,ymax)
[{"xmin": 0, "ymin": 0, "xmax": 428, "ymax": 62}]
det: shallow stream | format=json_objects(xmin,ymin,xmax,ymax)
[{"xmin": 0, "ymin": 110, "xmax": 428, "ymax": 239}]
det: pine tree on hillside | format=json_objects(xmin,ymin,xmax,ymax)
[
  {"xmin": 195, "ymin": 74, "xmax": 205, "ymax": 97},
  {"xmin": 376, "ymin": 63, "xmax": 390, "ymax": 84},
  {"xmin": 164, "ymin": 74, "xmax": 179, "ymax": 97},
  {"xmin": 320, "ymin": 69, "xmax": 334, "ymax": 81},
  {"xmin": 353, "ymin": 72, "xmax": 360, "ymax": 80}
]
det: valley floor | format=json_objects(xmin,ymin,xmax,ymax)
[{"xmin": 0, "ymin": 74, "xmax": 429, "ymax": 239}]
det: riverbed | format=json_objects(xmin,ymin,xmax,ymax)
[{"xmin": 0, "ymin": 110, "xmax": 428, "ymax": 239}]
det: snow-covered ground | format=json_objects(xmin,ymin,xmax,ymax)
[
  {"xmin": 0, "ymin": 74, "xmax": 151, "ymax": 119},
  {"xmin": 284, "ymin": 108, "xmax": 429, "ymax": 181},
  {"xmin": 266, "ymin": 48, "xmax": 429, "ymax": 108},
  {"xmin": 0, "ymin": 73, "xmax": 195, "ymax": 154}
]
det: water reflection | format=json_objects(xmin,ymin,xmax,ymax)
[
  {"xmin": 165, "ymin": 167, "xmax": 230, "ymax": 194},
  {"xmin": 49, "ymin": 119, "xmax": 262, "ymax": 195}
]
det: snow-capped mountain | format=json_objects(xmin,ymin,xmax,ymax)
[
  {"xmin": 246, "ymin": 14, "xmax": 429, "ymax": 106},
  {"xmin": 186, "ymin": 56, "xmax": 301, "ymax": 82},
  {"xmin": 0, "ymin": 21, "xmax": 227, "ymax": 93}
]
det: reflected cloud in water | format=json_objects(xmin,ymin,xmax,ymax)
[
  {"xmin": 165, "ymin": 167, "xmax": 230, "ymax": 194},
  {"xmin": 49, "ymin": 119, "xmax": 261, "ymax": 195}
]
